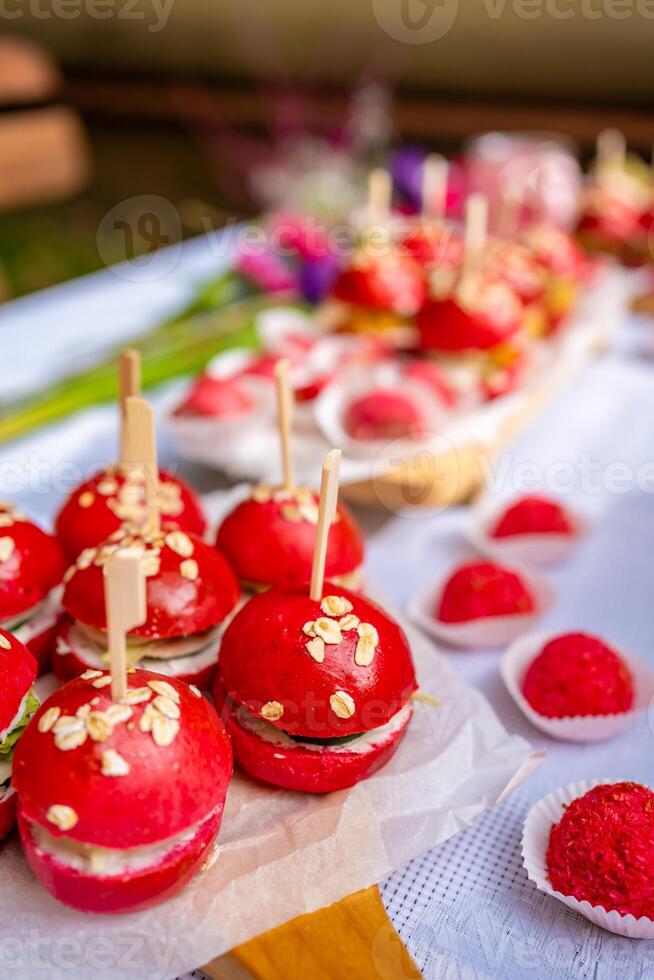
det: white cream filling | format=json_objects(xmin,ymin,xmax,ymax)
[
  {"xmin": 30, "ymin": 807, "xmax": 219, "ymax": 877},
  {"xmin": 57, "ymin": 622, "xmax": 225, "ymax": 677},
  {"xmin": 4, "ymin": 585, "xmax": 63, "ymax": 641},
  {"xmin": 235, "ymin": 701, "xmax": 412, "ymax": 755},
  {"xmin": 0, "ymin": 692, "xmax": 29, "ymax": 744}
]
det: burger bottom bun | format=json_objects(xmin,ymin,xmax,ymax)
[
  {"xmin": 53, "ymin": 621, "xmax": 220, "ymax": 691},
  {"xmin": 0, "ymin": 788, "xmax": 16, "ymax": 841},
  {"xmin": 18, "ymin": 803, "xmax": 224, "ymax": 915},
  {"xmin": 218, "ymin": 685, "xmax": 412, "ymax": 794}
]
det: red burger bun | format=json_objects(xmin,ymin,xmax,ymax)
[
  {"xmin": 0, "ymin": 627, "xmax": 37, "ymax": 736},
  {"xmin": 331, "ymin": 251, "xmax": 426, "ymax": 317},
  {"xmin": 418, "ymin": 280, "xmax": 523, "ymax": 353},
  {"xmin": 0, "ymin": 789, "xmax": 17, "ymax": 841},
  {"xmin": 55, "ymin": 467, "xmax": 206, "ymax": 559},
  {"xmin": 18, "ymin": 803, "xmax": 222, "ymax": 915},
  {"xmin": 216, "ymin": 490, "xmax": 364, "ymax": 590},
  {"xmin": 0, "ymin": 507, "xmax": 65, "ymax": 623},
  {"xmin": 215, "ymin": 682, "xmax": 412, "ymax": 794},
  {"xmin": 218, "ymin": 585, "xmax": 416, "ymax": 740},
  {"xmin": 63, "ymin": 528, "xmax": 239, "ymax": 640}
]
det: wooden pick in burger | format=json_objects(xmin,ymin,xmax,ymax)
[
  {"xmin": 421, "ymin": 153, "xmax": 448, "ymax": 222},
  {"xmin": 118, "ymin": 349, "xmax": 141, "ymax": 468},
  {"xmin": 274, "ymin": 358, "xmax": 295, "ymax": 494},
  {"xmin": 309, "ymin": 448, "xmax": 341, "ymax": 602},
  {"xmin": 124, "ymin": 395, "xmax": 161, "ymax": 537},
  {"xmin": 104, "ymin": 549, "xmax": 147, "ymax": 702},
  {"xmin": 461, "ymin": 192, "xmax": 488, "ymax": 280}
]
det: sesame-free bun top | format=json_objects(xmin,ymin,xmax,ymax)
[
  {"xmin": 218, "ymin": 585, "xmax": 416, "ymax": 738},
  {"xmin": 216, "ymin": 486, "xmax": 364, "ymax": 589},
  {"xmin": 62, "ymin": 527, "xmax": 239, "ymax": 640},
  {"xmin": 13, "ymin": 669, "xmax": 232, "ymax": 849},
  {"xmin": 55, "ymin": 466, "xmax": 206, "ymax": 559},
  {"xmin": 0, "ymin": 628, "xmax": 37, "ymax": 735},
  {"xmin": 0, "ymin": 503, "xmax": 66, "ymax": 621}
]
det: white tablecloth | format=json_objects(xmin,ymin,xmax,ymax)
[{"xmin": 2, "ymin": 240, "xmax": 653, "ymax": 977}]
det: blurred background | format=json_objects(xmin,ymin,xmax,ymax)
[{"xmin": 0, "ymin": 0, "xmax": 653, "ymax": 298}]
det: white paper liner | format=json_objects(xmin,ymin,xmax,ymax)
[
  {"xmin": 314, "ymin": 360, "xmax": 452, "ymax": 461},
  {"xmin": 0, "ymin": 611, "xmax": 541, "ymax": 979},
  {"xmin": 468, "ymin": 495, "xmax": 589, "ymax": 567},
  {"xmin": 522, "ymin": 778, "xmax": 654, "ymax": 938},
  {"xmin": 408, "ymin": 565, "xmax": 555, "ymax": 650},
  {"xmin": 502, "ymin": 631, "xmax": 654, "ymax": 741}
]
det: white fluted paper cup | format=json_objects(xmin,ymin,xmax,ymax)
[
  {"xmin": 502, "ymin": 631, "xmax": 654, "ymax": 742},
  {"xmin": 522, "ymin": 778, "xmax": 654, "ymax": 939},
  {"xmin": 468, "ymin": 495, "xmax": 589, "ymax": 567}
]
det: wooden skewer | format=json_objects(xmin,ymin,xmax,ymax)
[
  {"xmin": 596, "ymin": 128, "xmax": 626, "ymax": 177},
  {"xmin": 274, "ymin": 359, "xmax": 295, "ymax": 493},
  {"xmin": 104, "ymin": 549, "xmax": 147, "ymax": 702},
  {"xmin": 367, "ymin": 167, "xmax": 392, "ymax": 224},
  {"xmin": 309, "ymin": 449, "xmax": 341, "ymax": 602},
  {"xmin": 421, "ymin": 153, "xmax": 448, "ymax": 221},
  {"xmin": 462, "ymin": 192, "xmax": 488, "ymax": 277},
  {"xmin": 125, "ymin": 396, "xmax": 160, "ymax": 535},
  {"xmin": 118, "ymin": 349, "xmax": 141, "ymax": 466}
]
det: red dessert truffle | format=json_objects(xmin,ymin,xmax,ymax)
[
  {"xmin": 546, "ymin": 781, "xmax": 654, "ymax": 920},
  {"xmin": 174, "ymin": 375, "xmax": 255, "ymax": 418},
  {"xmin": 437, "ymin": 560, "xmax": 534, "ymax": 623},
  {"xmin": 344, "ymin": 388, "xmax": 426, "ymax": 441},
  {"xmin": 523, "ymin": 633, "xmax": 634, "ymax": 718},
  {"xmin": 491, "ymin": 495, "xmax": 574, "ymax": 538}
]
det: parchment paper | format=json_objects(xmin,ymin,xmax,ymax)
[{"xmin": 0, "ymin": 614, "xmax": 542, "ymax": 980}]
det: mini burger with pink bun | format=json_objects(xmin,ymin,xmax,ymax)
[
  {"xmin": 216, "ymin": 586, "xmax": 416, "ymax": 793},
  {"xmin": 216, "ymin": 361, "xmax": 364, "ymax": 592},
  {"xmin": 215, "ymin": 450, "xmax": 416, "ymax": 793},
  {"xmin": 13, "ymin": 668, "xmax": 232, "ymax": 913},
  {"xmin": 55, "ymin": 527, "xmax": 239, "ymax": 689},
  {"xmin": 0, "ymin": 629, "xmax": 38, "ymax": 840},
  {"xmin": 0, "ymin": 502, "xmax": 66, "ymax": 673}
]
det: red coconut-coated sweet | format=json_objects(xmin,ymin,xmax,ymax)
[
  {"xmin": 0, "ymin": 789, "xmax": 17, "ymax": 842},
  {"xmin": 331, "ymin": 251, "xmax": 427, "ymax": 317},
  {"xmin": 174, "ymin": 374, "xmax": 255, "ymax": 418},
  {"xmin": 437, "ymin": 561, "xmax": 535, "ymax": 624},
  {"xmin": 214, "ymin": 681, "xmax": 412, "ymax": 793},
  {"xmin": 0, "ymin": 508, "xmax": 66, "ymax": 622},
  {"xmin": 55, "ymin": 467, "xmax": 206, "ymax": 559},
  {"xmin": 218, "ymin": 585, "xmax": 416, "ymax": 738},
  {"xmin": 14, "ymin": 668, "xmax": 232, "ymax": 850},
  {"xmin": 491, "ymin": 495, "xmax": 574, "ymax": 538},
  {"xmin": 418, "ymin": 280, "xmax": 523, "ymax": 353},
  {"xmin": 0, "ymin": 628, "xmax": 37, "ymax": 735},
  {"xmin": 546, "ymin": 781, "xmax": 654, "ymax": 919},
  {"xmin": 18, "ymin": 803, "xmax": 223, "ymax": 915},
  {"xmin": 52, "ymin": 617, "xmax": 220, "ymax": 691},
  {"xmin": 216, "ymin": 493, "xmax": 363, "ymax": 590},
  {"xmin": 63, "ymin": 529, "xmax": 239, "ymax": 640},
  {"xmin": 523, "ymin": 633, "xmax": 634, "ymax": 718},
  {"xmin": 344, "ymin": 388, "xmax": 426, "ymax": 441}
]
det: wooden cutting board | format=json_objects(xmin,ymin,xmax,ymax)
[{"xmin": 204, "ymin": 886, "xmax": 422, "ymax": 980}]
